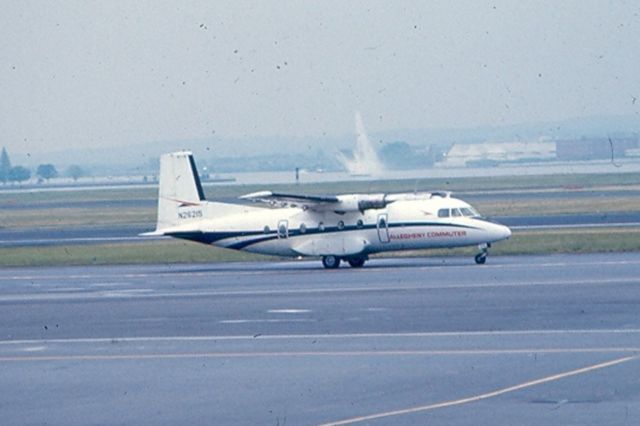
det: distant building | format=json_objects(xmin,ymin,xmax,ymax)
[
  {"xmin": 378, "ymin": 141, "xmax": 440, "ymax": 169},
  {"xmin": 556, "ymin": 136, "xmax": 639, "ymax": 161},
  {"xmin": 441, "ymin": 141, "xmax": 555, "ymax": 167},
  {"xmin": 626, "ymin": 148, "xmax": 640, "ymax": 157}
]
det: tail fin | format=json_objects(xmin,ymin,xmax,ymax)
[{"xmin": 154, "ymin": 151, "xmax": 206, "ymax": 232}]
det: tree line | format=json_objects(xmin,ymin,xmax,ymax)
[{"xmin": 0, "ymin": 147, "xmax": 86, "ymax": 184}]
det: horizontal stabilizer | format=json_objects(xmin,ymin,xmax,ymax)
[{"xmin": 139, "ymin": 230, "xmax": 166, "ymax": 237}]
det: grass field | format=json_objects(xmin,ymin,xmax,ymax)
[{"xmin": 1, "ymin": 227, "xmax": 638, "ymax": 268}]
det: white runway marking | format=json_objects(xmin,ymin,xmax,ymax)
[
  {"xmin": 101, "ymin": 289, "xmax": 154, "ymax": 297},
  {"xmin": 267, "ymin": 309, "xmax": 312, "ymax": 314},
  {"xmin": 47, "ymin": 287, "xmax": 85, "ymax": 292},
  {"xmin": 1, "ymin": 328, "xmax": 639, "ymax": 346},
  {"xmin": 21, "ymin": 346, "xmax": 46, "ymax": 352},
  {"xmin": 0, "ymin": 349, "xmax": 638, "ymax": 363},
  {"xmin": 88, "ymin": 282, "xmax": 132, "ymax": 288},
  {"xmin": 320, "ymin": 355, "xmax": 639, "ymax": 426},
  {"xmin": 220, "ymin": 319, "xmax": 314, "ymax": 324},
  {"xmin": 0, "ymin": 237, "xmax": 145, "ymax": 246},
  {"xmin": 512, "ymin": 223, "xmax": 640, "ymax": 230}
]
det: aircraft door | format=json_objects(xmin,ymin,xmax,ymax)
[
  {"xmin": 377, "ymin": 213, "xmax": 390, "ymax": 243},
  {"xmin": 277, "ymin": 220, "xmax": 289, "ymax": 239}
]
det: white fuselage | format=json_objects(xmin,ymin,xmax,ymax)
[{"xmin": 169, "ymin": 196, "xmax": 511, "ymax": 258}]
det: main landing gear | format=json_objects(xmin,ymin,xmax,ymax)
[
  {"xmin": 321, "ymin": 255, "xmax": 341, "ymax": 269},
  {"xmin": 321, "ymin": 255, "xmax": 368, "ymax": 269},
  {"xmin": 475, "ymin": 243, "xmax": 491, "ymax": 265},
  {"xmin": 347, "ymin": 256, "xmax": 366, "ymax": 268}
]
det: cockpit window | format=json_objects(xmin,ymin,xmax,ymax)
[
  {"xmin": 460, "ymin": 206, "xmax": 480, "ymax": 217},
  {"xmin": 440, "ymin": 207, "xmax": 480, "ymax": 218},
  {"xmin": 460, "ymin": 208, "xmax": 477, "ymax": 217}
]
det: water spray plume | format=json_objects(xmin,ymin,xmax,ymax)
[{"xmin": 337, "ymin": 111, "xmax": 385, "ymax": 176}]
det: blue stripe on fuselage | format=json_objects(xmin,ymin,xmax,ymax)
[{"xmin": 166, "ymin": 221, "xmax": 483, "ymax": 249}]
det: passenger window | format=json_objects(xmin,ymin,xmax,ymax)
[
  {"xmin": 452, "ymin": 208, "xmax": 462, "ymax": 217},
  {"xmin": 438, "ymin": 209, "xmax": 450, "ymax": 218}
]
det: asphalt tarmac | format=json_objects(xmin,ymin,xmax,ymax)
[{"xmin": 1, "ymin": 253, "xmax": 639, "ymax": 425}]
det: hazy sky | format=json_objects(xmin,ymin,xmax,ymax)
[{"xmin": 1, "ymin": 0, "xmax": 639, "ymax": 157}]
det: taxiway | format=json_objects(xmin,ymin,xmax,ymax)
[{"xmin": 0, "ymin": 253, "xmax": 638, "ymax": 425}]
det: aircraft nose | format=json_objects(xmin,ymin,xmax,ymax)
[
  {"xmin": 478, "ymin": 218, "xmax": 511, "ymax": 242},
  {"xmin": 501, "ymin": 225, "xmax": 512, "ymax": 240},
  {"xmin": 488, "ymin": 222, "xmax": 511, "ymax": 241}
]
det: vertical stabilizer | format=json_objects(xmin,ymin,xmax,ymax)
[{"xmin": 155, "ymin": 151, "xmax": 206, "ymax": 231}]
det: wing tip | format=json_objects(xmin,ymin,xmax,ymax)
[{"xmin": 239, "ymin": 190, "xmax": 273, "ymax": 200}]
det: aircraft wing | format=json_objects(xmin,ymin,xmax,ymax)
[
  {"xmin": 239, "ymin": 190, "xmax": 408, "ymax": 212},
  {"xmin": 239, "ymin": 191, "xmax": 340, "ymax": 210}
]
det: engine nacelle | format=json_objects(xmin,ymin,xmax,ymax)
[
  {"xmin": 335, "ymin": 194, "xmax": 388, "ymax": 212},
  {"xmin": 334, "ymin": 192, "xmax": 450, "ymax": 212}
]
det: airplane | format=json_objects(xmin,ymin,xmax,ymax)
[{"xmin": 142, "ymin": 151, "xmax": 511, "ymax": 268}]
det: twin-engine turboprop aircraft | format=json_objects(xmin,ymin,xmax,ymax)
[{"xmin": 143, "ymin": 151, "xmax": 511, "ymax": 268}]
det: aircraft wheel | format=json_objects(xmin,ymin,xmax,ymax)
[
  {"xmin": 347, "ymin": 257, "xmax": 366, "ymax": 268},
  {"xmin": 322, "ymin": 255, "xmax": 341, "ymax": 269},
  {"xmin": 475, "ymin": 253, "xmax": 487, "ymax": 265}
]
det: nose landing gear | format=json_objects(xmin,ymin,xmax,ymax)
[{"xmin": 475, "ymin": 243, "xmax": 491, "ymax": 265}]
